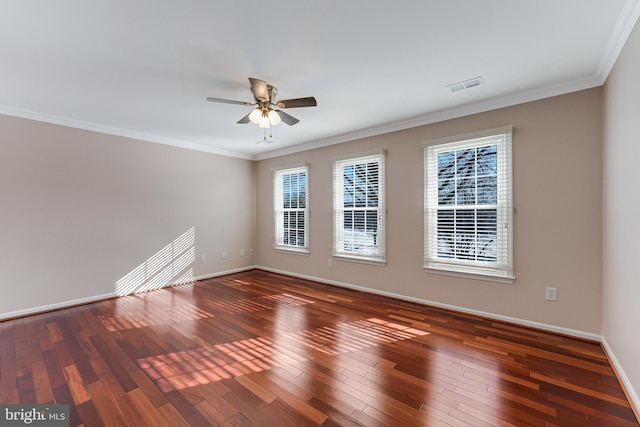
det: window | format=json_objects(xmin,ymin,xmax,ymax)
[
  {"xmin": 424, "ymin": 127, "xmax": 513, "ymax": 281},
  {"xmin": 333, "ymin": 151, "xmax": 385, "ymax": 263},
  {"xmin": 274, "ymin": 165, "xmax": 308, "ymax": 253}
]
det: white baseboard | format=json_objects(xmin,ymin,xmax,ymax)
[
  {"xmin": 601, "ymin": 337, "xmax": 640, "ymax": 420},
  {"xmin": 0, "ymin": 265, "xmax": 258, "ymax": 321},
  {"xmin": 0, "ymin": 292, "xmax": 117, "ymax": 321},
  {"xmin": 256, "ymin": 265, "xmax": 601, "ymax": 341},
  {"xmin": 192, "ymin": 265, "xmax": 257, "ymax": 282}
]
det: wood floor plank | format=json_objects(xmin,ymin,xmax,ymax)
[
  {"xmin": 16, "ymin": 373, "xmax": 36, "ymax": 404},
  {"xmin": 52, "ymin": 383, "xmax": 81, "ymax": 427},
  {"xmin": 0, "ymin": 269, "xmax": 637, "ymax": 426},
  {"xmin": 194, "ymin": 399, "xmax": 228, "ymax": 426},
  {"xmin": 63, "ymin": 364, "xmax": 91, "ymax": 404},
  {"xmin": 192, "ymin": 383, "xmax": 239, "ymax": 421},
  {"xmin": 47, "ymin": 321, "xmax": 64, "ymax": 343},
  {"xmin": 157, "ymin": 402, "xmax": 192, "ymax": 427},
  {"xmin": 234, "ymin": 373, "xmax": 277, "ymax": 403},
  {"xmin": 248, "ymin": 401, "xmax": 309, "ymax": 427},
  {"xmin": 89, "ymin": 334, "xmax": 137, "ymax": 393},
  {"xmin": 300, "ymin": 376, "xmax": 366, "ymax": 414},
  {"xmin": 163, "ymin": 389, "xmax": 212, "ymax": 426},
  {"xmin": 533, "ymin": 371, "xmax": 631, "ymax": 406},
  {"xmin": 55, "ymin": 316, "xmax": 99, "ymax": 384},
  {"xmin": 244, "ymin": 371, "xmax": 328, "ymax": 425},
  {"xmin": 127, "ymin": 387, "xmax": 173, "ymax": 427},
  {"xmin": 31, "ymin": 359, "xmax": 55, "ymax": 404},
  {"xmin": 0, "ymin": 322, "xmax": 19, "ymax": 404},
  {"xmin": 75, "ymin": 399, "xmax": 105, "ymax": 427},
  {"xmin": 129, "ymin": 369, "xmax": 170, "ymax": 408},
  {"xmin": 85, "ymin": 380, "xmax": 129, "ymax": 427}
]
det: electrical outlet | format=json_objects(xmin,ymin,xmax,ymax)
[
  {"xmin": 240, "ymin": 249, "xmax": 245, "ymax": 257},
  {"xmin": 328, "ymin": 259, "xmax": 333, "ymax": 268},
  {"xmin": 201, "ymin": 254, "xmax": 207, "ymax": 262},
  {"xmin": 545, "ymin": 287, "xmax": 557, "ymax": 301},
  {"xmin": 222, "ymin": 251, "xmax": 227, "ymax": 260}
]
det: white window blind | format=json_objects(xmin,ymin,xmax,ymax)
[
  {"xmin": 333, "ymin": 151, "xmax": 385, "ymax": 262},
  {"xmin": 424, "ymin": 127, "xmax": 513, "ymax": 280},
  {"xmin": 274, "ymin": 165, "xmax": 308, "ymax": 253}
]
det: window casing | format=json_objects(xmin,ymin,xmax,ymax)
[
  {"xmin": 424, "ymin": 127, "xmax": 513, "ymax": 281},
  {"xmin": 274, "ymin": 165, "xmax": 309, "ymax": 253},
  {"xmin": 333, "ymin": 151, "xmax": 385, "ymax": 263}
]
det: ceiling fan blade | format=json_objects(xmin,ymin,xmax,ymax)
[
  {"xmin": 277, "ymin": 97, "xmax": 317, "ymax": 108},
  {"xmin": 206, "ymin": 97, "xmax": 253, "ymax": 106},
  {"xmin": 236, "ymin": 112, "xmax": 252, "ymax": 124},
  {"xmin": 276, "ymin": 110, "xmax": 300, "ymax": 126},
  {"xmin": 249, "ymin": 78, "xmax": 269, "ymax": 102}
]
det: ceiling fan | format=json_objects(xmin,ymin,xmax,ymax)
[{"xmin": 206, "ymin": 78, "xmax": 317, "ymax": 129}]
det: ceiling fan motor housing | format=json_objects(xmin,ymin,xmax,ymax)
[{"xmin": 267, "ymin": 85, "xmax": 278, "ymax": 103}]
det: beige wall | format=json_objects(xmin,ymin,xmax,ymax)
[
  {"xmin": 603, "ymin": 18, "xmax": 640, "ymax": 407},
  {"xmin": 0, "ymin": 114, "xmax": 256, "ymax": 317},
  {"xmin": 0, "ymin": 89, "xmax": 604, "ymax": 334},
  {"xmin": 256, "ymin": 88, "xmax": 603, "ymax": 334}
]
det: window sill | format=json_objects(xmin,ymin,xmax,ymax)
[
  {"xmin": 333, "ymin": 254, "xmax": 386, "ymax": 266},
  {"xmin": 275, "ymin": 247, "xmax": 310, "ymax": 256},
  {"xmin": 424, "ymin": 263, "xmax": 514, "ymax": 284}
]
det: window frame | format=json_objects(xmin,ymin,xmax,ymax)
[
  {"xmin": 273, "ymin": 164, "xmax": 309, "ymax": 254},
  {"xmin": 332, "ymin": 150, "xmax": 386, "ymax": 264},
  {"xmin": 423, "ymin": 127, "xmax": 514, "ymax": 283}
]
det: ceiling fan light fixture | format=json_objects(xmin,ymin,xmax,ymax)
[
  {"xmin": 258, "ymin": 113, "xmax": 271, "ymax": 128},
  {"xmin": 268, "ymin": 110, "xmax": 281, "ymax": 126},
  {"xmin": 248, "ymin": 108, "xmax": 263, "ymax": 124}
]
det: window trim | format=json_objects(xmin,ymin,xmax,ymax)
[
  {"xmin": 423, "ymin": 126, "xmax": 514, "ymax": 282},
  {"xmin": 332, "ymin": 150, "xmax": 386, "ymax": 263},
  {"xmin": 273, "ymin": 164, "xmax": 309, "ymax": 254}
]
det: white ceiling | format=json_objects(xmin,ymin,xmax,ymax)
[{"xmin": 1, "ymin": 1, "xmax": 639, "ymax": 160}]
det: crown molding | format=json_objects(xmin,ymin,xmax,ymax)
[
  {"xmin": 253, "ymin": 74, "xmax": 603, "ymax": 161},
  {"xmin": 596, "ymin": 0, "xmax": 640, "ymax": 83},
  {"xmin": 0, "ymin": 71, "xmax": 605, "ymax": 164},
  {"xmin": 0, "ymin": 104, "xmax": 254, "ymax": 160}
]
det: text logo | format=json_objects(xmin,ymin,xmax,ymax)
[{"xmin": 0, "ymin": 405, "xmax": 69, "ymax": 426}]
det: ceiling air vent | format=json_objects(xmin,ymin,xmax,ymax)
[{"xmin": 447, "ymin": 77, "xmax": 483, "ymax": 93}]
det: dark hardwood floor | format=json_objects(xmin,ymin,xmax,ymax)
[{"xmin": 0, "ymin": 269, "xmax": 637, "ymax": 426}]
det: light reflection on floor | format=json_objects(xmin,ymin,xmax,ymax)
[
  {"xmin": 98, "ymin": 291, "xmax": 313, "ymax": 331},
  {"xmin": 136, "ymin": 317, "xmax": 429, "ymax": 392},
  {"xmin": 207, "ymin": 293, "xmax": 315, "ymax": 314},
  {"xmin": 217, "ymin": 278, "xmax": 252, "ymax": 289},
  {"xmin": 98, "ymin": 304, "xmax": 215, "ymax": 331}
]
